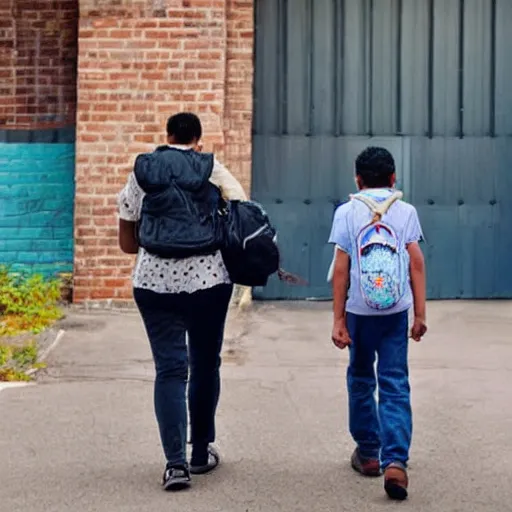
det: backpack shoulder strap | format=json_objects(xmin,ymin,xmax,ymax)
[{"xmin": 350, "ymin": 191, "xmax": 403, "ymax": 224}]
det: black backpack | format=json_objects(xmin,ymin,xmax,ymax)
[
  {"xmin": 134, "ymin": 147, "xmax": 224, "ymax": 259},
  {"xmin": 221, "ymin": 200, "xmax": 305, "ymax": 287}
]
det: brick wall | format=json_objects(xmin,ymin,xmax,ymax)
[
  {"xmin": 0, "ymin": 0, "xmax": 78, "ymax": 129},
  {"xmin": 224, "ymin": 0, "xmax": 253, "ymax": 193},
  {"xmin": 74, "ymin": 0, "xmax": 255, "ymax": 302},
  {"xmin": 0, "ymin": 3, "xmax": 15, "ymax": 122}
]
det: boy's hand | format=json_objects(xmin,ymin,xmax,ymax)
[
  {"xmin": 332, "ymin": 319, "xmax": 352, "ymax": 350},
  {"xmin": 410, "ymin": 317, "xmax": 427, "ymax": 342}
]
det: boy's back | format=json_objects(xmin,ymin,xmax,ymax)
[{"xmin": 329, "ymin": 187, "xmax": 423, "ymax": 316}]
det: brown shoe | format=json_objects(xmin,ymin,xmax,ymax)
[
  {"xmin": 384, "ymin": 463, "xmax": 408, "ymax": 500},
  {"xmin": 351, "ymin": 448, "xmax": 381, "ymax": 477}
]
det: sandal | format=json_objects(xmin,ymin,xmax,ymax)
[{"xmin": 190, "ymin": 445, "xmax": 220, "ymax": 475}]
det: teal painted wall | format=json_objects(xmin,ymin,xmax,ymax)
[{"xmin": 0, "ymin": 143, "xmax": 75, "ymax": 276}]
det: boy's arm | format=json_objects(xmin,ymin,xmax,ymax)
[
  {"xmin": 331, "ymin": 248, "xmax": 352, "ymax": 349},
  {"xmin": 407, "ymin": 241, "xmax": 427, "ymax": 341}
]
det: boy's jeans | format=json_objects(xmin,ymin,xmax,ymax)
[
  {"xmin": 346, "ymin": 311, "xmax": 412, "ymax": 469},
  {"xmin": 134, "ymin": 284, "xmax": 233, "ymax": 468}
]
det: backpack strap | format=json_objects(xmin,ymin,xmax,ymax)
[{"xmin": 350, "ymin": 190, "xmax": 403, "ymax": 224}]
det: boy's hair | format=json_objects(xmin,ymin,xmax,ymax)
[
  {"xmin": 166, "ymin": 113, "xmax": 202, "ymax": 145},
  {"xmin": 355, "ymin": 146, "xmax": 396, "ymax": 188}
]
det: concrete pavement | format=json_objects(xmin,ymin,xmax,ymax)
[{"xmin": 1, "ymin": 301, "xmax": 511, "ymax": 511}]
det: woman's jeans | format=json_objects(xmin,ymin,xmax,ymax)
[
  {"xmin": 346, "ymin": 311, "xmax": 412, "ymax": 469},
  {"xmin": 134, "ymin": 284, "xmax": 233, "ymax": 468}
]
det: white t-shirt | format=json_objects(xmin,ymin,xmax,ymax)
[{"xmin": 117, "ymin": 145, "xmax": 247, "ymax": 294}]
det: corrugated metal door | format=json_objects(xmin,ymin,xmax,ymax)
[{"xmin": 252, "ymin": 0, "xmax": 512, "ymax": 300}]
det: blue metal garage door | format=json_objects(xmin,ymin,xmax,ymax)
[{"xmin": 252, "ymin": 0, "xmax": 512, "ymax": 299}]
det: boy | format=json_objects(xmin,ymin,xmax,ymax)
[{"xmin": 328, "ymin": 147, "xmax": 427, "ymax": 501}]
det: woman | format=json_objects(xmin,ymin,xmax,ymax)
[{"xmin": 118, "ymin": 113, "xmax": 247, "ymax": 491}]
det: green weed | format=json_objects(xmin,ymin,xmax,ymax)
[
  {"xmin": 0, "ymin": 341, "xmax": 46, "ymax": 382},
  {"xmin": 0, "ymin": 267, "xmax": 63, "ymax": 337}
]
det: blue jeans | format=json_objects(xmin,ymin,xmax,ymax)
[
  {"xmin": 134, "ymin": 284, "xmax": 233, "ymax": 468},
  {"xmin": 346, "ymin": 311, "xmax": 412, "ymax": 469}
]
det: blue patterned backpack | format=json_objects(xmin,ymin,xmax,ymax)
[{"xmin": 352, "ymin": 191, "xmax": 407, "ymax": 310}]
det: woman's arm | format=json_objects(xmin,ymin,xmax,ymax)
[
  {"xmin": 117, "ymin": 172, "xmax": 144, "ymax": 254},
  {"xmin": 119, "ymin": 219, "xmax": 139, "ymax": 254},
  {"xmin": 210, "ymin": 159, "xmax": 248, "ymax": 201}
]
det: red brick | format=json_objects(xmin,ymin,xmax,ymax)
[
  {"xmin": 109, "ymin": 30, "xmax": 134, "ymax": 39},
  {"xmin": 114, "ymin": 288, "xmax": 134, "ymax": 300},
  {"xmin": 91, "ymin": 19, "xmax": 119, "ymax": 29},
  {"xmin": 89, "ymin": 288, "xmax": 117, "ymax": 300}
]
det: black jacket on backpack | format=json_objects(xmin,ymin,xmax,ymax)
[{"xmin": 134, "ymin": 146, "xmax": 224, "ymax": 259}]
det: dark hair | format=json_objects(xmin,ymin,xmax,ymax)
[
  {"xmin": 166, "ymin": 113, "xmax": 202, "ymax": 144},
  {"xmin": 355, "ymin": 147, "xmax": 396, "ymax": 188}
]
